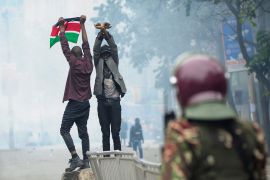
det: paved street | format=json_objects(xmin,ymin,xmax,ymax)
[
  {"xmin": 0, "ymin": 144, "xmax": 161, "ymax": 180},
  {"xmin": 0, "ymin": 144, "xmax": 269, "ymax": 180}
]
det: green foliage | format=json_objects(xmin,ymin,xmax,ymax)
[
  {"xmin": 186, "ymin": 0, "xmax": 270, "ymax": 92},
  {"xmin": 249, "ymin": 31, "xmax": 270, "ymax": 91},
  {"xmin": 92, "ymin": 0, "xmax": 221, "ymax": 90},
  {"xmin": 186, "ymin": 0, "xmax": 259, "ymax": 26},
  {"xmin": 250, "ymin": 31, "xmax": 270, "ymax": 73}
]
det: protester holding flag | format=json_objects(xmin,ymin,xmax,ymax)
[{"xmin": 58, "ymin": 15, "xmax": 93, "ymax": 172}]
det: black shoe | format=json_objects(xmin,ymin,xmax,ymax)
[
  {"xmin": 81, "ymin": 159, "xmax": 90, "ymax": 169},
  {"xmin": 65, "ymin": 156, "xmax": 83, "ymax": 172}
]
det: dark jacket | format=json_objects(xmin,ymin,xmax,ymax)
[
  {"xmin": 130, "ymin": 123, "xmax": 144, "ymax": 143},
  {"xmin": 93, "ymin": 35, "xmax": 126, "ymax": 96}
]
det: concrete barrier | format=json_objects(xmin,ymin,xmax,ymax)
[{"xmin": 87, "ymin": 151, "xmax": 161, "ymax": 180}]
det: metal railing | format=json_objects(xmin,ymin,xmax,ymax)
[{"xmin": 87, "ymin": 151, "xmax": 161, "ymax": 180}]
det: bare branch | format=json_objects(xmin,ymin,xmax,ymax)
[
  {"xmin": 253, "ymin": 0, "xmax": 266, "ymax": 11},
  {"xmin": 259, "ymin": 2, "xmax": 270, "ymax": 13},
  {"xmin": 225, "ymin": 0, "xmax": 239, "ymax": 18}
]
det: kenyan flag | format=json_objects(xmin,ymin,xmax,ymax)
[{"xmin": 50, "ymin": 17, "xmax": 81, "ymax": 48}]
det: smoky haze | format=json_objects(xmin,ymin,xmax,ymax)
[
  {"xmin": 1, "ymin": 1, "xmax": 269, "ymax": 180},
  {"xmin": 0, "ymin": 0, "xmax": 109, "ymax": 149},
  {"xmin": 0, "ymin": 0, "xmax": 165, "ymax": 150},
  {"xmin": 0, "ymin": 0, "xmax": 260, "ymax": 154}
]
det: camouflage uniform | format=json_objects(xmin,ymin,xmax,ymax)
[
  {"xmin": 161, "ymin": 54, "xmax": 267, "ymax": 180},
  {"xmin": 161, "ymin": 119, "xmax": 266, "ymax": 180}
]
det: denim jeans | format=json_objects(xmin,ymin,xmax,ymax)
[
  {"xmin": 132, "ymin": 140, "xmax": 143, "ymax": 159},
  {"xmin": 60, "ymin": 100, "xmax": 90, "ymax": 160},
  {"xmin": 97, "ymin": 98, "xmax": 121, "ymax": 151}
]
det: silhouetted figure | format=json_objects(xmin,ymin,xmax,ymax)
[
  {"xmin": 120, "ymin": 119, "xmax": 128, "ymax": 146},
  {"xmin": 130, "ymin": 118, "xmax": 144, "ymax": 159}
]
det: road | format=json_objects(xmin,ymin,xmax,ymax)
[
  {"xmin": 0, "ymin": 144, "xmax": 269, "ymax": 180},
  {"xmin": 0, "ymin": 144, "xmax": 161, "ymax": 180}
]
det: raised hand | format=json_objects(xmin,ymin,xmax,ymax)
[
  {"xmin": 58, "ymin": 17, "xmax": 65, "ymax": 32},
  {"xmin": 58, "ymin": 17, "xmax": 65, "ymax": 26},
  {"xmin": 94, "ymin": 22, "xmax": 112, "ymax": 30},
  {"xmin": 80, "ymin": 15, "xmax": 88, "ymax": 43},
  {"xmin": 103, "ymin": 22, "xmax": 111, "ymax": 29},
  {"xmin": 80, "ymin": 15, "xmax": 86, "ymax": 24},
  {"xmin": 94, "ymin": 23, "xmax": 104, "ymax": 30}
]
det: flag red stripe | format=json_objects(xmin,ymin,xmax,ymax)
[
  {"xmin": 50, "ymin": 22, "xmax": 80, "ymax": 37},
  {"xmin": 50, "ymin": 26, "xmax": 59, "ymax": 36},
  {"xmin": 66, "ymin": 22, "xmax": 80, "ymax": 32}
]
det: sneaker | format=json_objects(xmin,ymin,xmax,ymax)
[
  {"xmin": 65, "ymin": 156, "xmax": 83, "ymax": 172},
  {"xmin": 81, "ymin": 159, "xmax": 90, "ymax": 169}
]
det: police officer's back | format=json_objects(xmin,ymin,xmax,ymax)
[{"xmin": 161, "ymin": 54, "xmax": 267, "ymax": 180}]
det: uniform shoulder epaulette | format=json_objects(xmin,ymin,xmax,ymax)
[
  {"xmin": 167, "ymin": 119, "xmax": 199, "ymax": 146},
  {"xmin": 235, "ymin": 119, "xmax": 262, "ymax": 137}
]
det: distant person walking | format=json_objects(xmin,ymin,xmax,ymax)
[
  {"xmin": 58, "ymin": 15, "xmax": 93, "ymax": 172},
  {"xmin": 120, "ymin": 119, "xmax": 128, "ymax": 146},
  {"xmin": 93, "ymin": 23, "xmax": 126, "ymax": 152},
  {"xmin": 130, "ymin": 118, "xmax": 144, "ymax": 159}
]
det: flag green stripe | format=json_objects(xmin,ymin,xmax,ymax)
[
  {"xmin": 50, "ymin": 32, "xmax": 80, "ymax": 48},
  {"xmin": 65, "ymin": 32, "xmax": 80, "ymax": 43},
  {"xmin": 50, "ymin": 36, "xmax": 60, "ymax": 48}
]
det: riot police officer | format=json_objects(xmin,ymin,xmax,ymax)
[{"xmin": 162, "ymin": 54, "xmax": 267, "ymax": 180}]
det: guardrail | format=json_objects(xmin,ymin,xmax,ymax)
[{"xmin": 87, "ymin": 151, "xmax": 161, "ymax": 180}]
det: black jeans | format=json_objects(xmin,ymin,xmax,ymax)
[
  {"xmin": 60, "ymin": 100, "xmax": 90, "ymax": 160},
  {"xmin": 97, "ymin": 98, "xmax": 121, "ymax": 151}
]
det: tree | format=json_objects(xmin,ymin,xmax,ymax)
[
  {"xmin": 249, "ymin": 31, "xmax": 270, "ymax": 94},
  {"xmin": 92, "ymin": 0, "xmax": 222, "ymax": 91},
  {"xmin": 186, "ymin": 0, "xmax": 270, "ymax": 148},
  {"xmin": 249, "ymin": 30, "xmax": 270, "ymax": 144}
]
